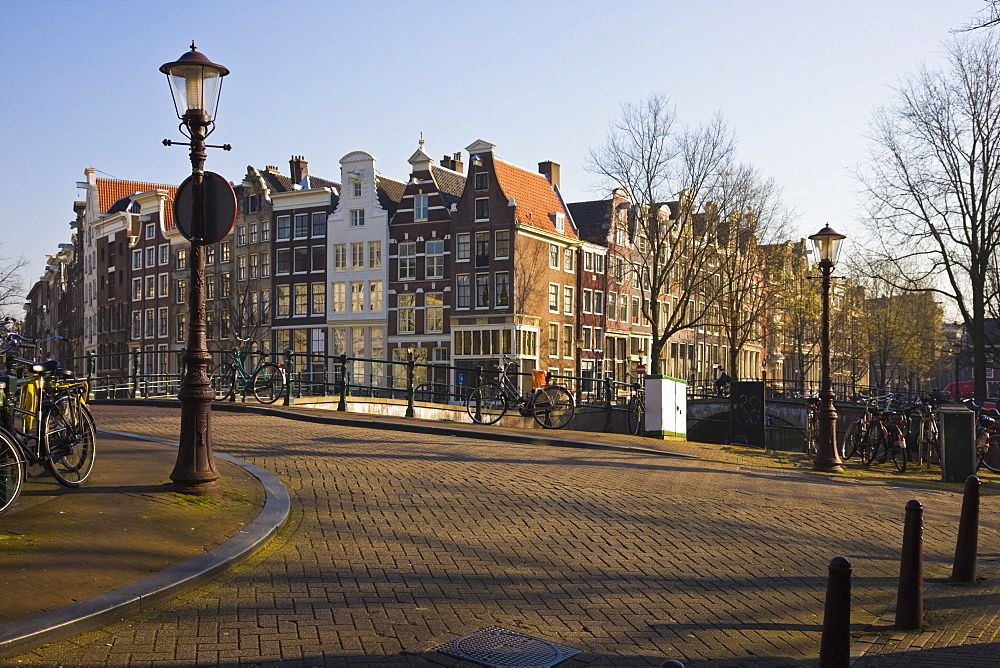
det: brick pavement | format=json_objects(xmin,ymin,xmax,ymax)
[{"xmin": 3, "ymin": 403, "xmax": 998, "ymax": 666}]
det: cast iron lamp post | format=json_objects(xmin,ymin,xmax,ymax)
[
  {"xmin": 809, "ymin": 225, "xmax": 846, "ymax": 472},
  {"xmin": 160, "ymin": 43, "xmax": 230, "ymax": 494}
]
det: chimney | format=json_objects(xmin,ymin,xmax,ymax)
[
  {"xmin": 289, "ymin": 155, "xmax": 309, "ymax": 184},
  {"xmin": 440, "ymin": 152, "xmax": 464, "ymax": 174},
  {"xmin": 538, "ymin": 161, "xmax": 560, "ymax": 188}
]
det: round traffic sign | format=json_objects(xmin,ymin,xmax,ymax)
[{"xmin": 173, "ymin": 171, "xmax": 237, "ymax": 245}]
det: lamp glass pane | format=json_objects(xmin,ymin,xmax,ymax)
[{"xmin": 166, "ymin": 65, "xmax": 223, "ymax": 120}]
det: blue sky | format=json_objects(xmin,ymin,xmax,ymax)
[{"xmin": 0, "ymin": 0, "xmax": 986, "ymax": 295}]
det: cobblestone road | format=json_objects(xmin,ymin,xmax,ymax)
[{"xmin": 7, "ymin": 405, "xmax": 998, "ymax": 666}]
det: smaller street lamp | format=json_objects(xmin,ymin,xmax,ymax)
[{"xmin": 809, "ymin": 225, "xmax": 846, "ymax": 472}]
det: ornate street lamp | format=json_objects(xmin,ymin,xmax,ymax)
[
  {"xmin": 809, "ymin": 225, "xmax": 846, "ymax": 472},
  {"xmin": 160, "ymin": 43, "xmax": 232, "ymax": 494}
]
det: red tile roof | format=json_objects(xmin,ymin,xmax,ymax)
[
  {"xmin": 493, "ymin": 159, "xmax": 576, "ymax": 240},
  {"xmin": 96, "ymin": 178, "xmax": 178, "ymax": 229}
]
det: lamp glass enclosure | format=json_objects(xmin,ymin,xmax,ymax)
[{"xmin": 809, "ymin": 226, "xmax": 846, "ymax": 265}]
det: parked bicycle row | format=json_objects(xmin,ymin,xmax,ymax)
[{"xmin": 0, "ymin": 320, "xmax": 97, "ymax": 516}]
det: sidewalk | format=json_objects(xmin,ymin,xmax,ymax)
[{"xmin": 0, "ymin": 400, "xmax": 997, "ymax": 665}]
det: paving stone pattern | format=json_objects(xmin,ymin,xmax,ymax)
[{"xmin": 6, "ymin": 405, "xmax": 999, "ymax": 667}]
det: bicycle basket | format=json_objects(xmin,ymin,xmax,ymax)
[{"xmin": 531, "ymin": 369, "xmax": 546, "ymax": 389}]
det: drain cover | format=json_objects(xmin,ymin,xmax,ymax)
[{"xmin": 435, "ymin": 626, "xmax": 579, "ymax": 668}]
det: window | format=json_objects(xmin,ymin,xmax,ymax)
[
  {"xmin": 205, "ymin": 275, "xmax": 216, "ymax": 300},
  {"xmin": 237, "ymin": 225, "xmax": 246, "ymax": 246},
  {"xmin": 294, "ymin": 284, "xmax": 309, "ymax": 316},
  {"xmin": 206, "ymin": 245, "xmax": 216, "ymax": 265},
  {"xmin": 456, "ymin": 233, "xmax": 471, "ymax": 261},
  {"xmin": 220, "ymin": 272, "xmax": 232, "ymax": 298},
  {"xmin": 414, "ymin": 194, "xmax": 429, "ymax": 221},
  {"xmin": 555, "ymin": 213, "xmax": 566, "ymax": 234},
  {"xmin": 276, "ymin": 215, "xmax": 291, "ymax": 240},
  {"xmin": 475, "ymin": 198, "xmax": 490, "ymax": 220},
  {"xmin": 350, "ymin": 282, "xmax": 364, "ymax": 312},
  {"xmin": 144, "ymin": 276, "xmax": 155, "ymax": 299},
  {"xmin": 132, "ymin": 278, "xmax": 142, "ymax": 301},
  {"xmin": 352, "ymin": 181, "xmax": 362, "ymax": 197},
  {"xmin": 425, "ymin": 240, "xmax": 444, "ymax": 279},
  {"xmin": 426, "ymin": 293, "xmax": 443, "ymax": 332},
  {"xmin": 331, "ymin": 282, "xmax": 346, "ymax": 313},
  {"xmin": 144, "ymin": 309, "xmax": 155, "ymax": 338},
  {"xmin": 293, "ymin": 214, "xmax": 308, "ymax": 239},
  {"xmin": 474, "ymin": 172, "xmax": 488, "ymax": 190},
  {"xmin": 457, "ymin": 274, "xmax": 471, "ymax": 309},
  {"xmin": 475, "ymin": 274, "xmax": 489, "ymax": 308},
  {"xmin": 368, "ymin": 240, "xmax": 381, "ymax": 269},
  {"xmin": 495, "ymin": 272, "xmax": 510, "ymax": 307},
  {"xmin": 220, "ymin": 242, "xmax": 231, "ymax": 263},
  {"xmin": 334, "ymin": 244, "xmax": 346, "ymax": 270},
  {"xmin": 311, "ymin": 212, "xmax": 326, "ymax": 237},
  {"xmin": 632, "ymin": 296, "xmax": 641, "ymax": 323},
  {"xmin": 146, "ymin": 247, "xmax": 155, "ymax": 268},
  {"xmin": 159, "ymin": 244, "xmax": 169, "ymax": 265},
  {"xmin": 619, "ymin": 294, "xmax": 628, "ymax": 321},
  {"xmin": 248, "ymin": 193, "xmax": 261, "ymax": 213},
  {"xmin": 276, "ymin": 286, "xmax": 290, "ymax": 317},
  {"xmin": 563, "ymin": 286, "xmax": 574, "ymax": 314},
  {"xmin": 260, "ymin": 289, "xmax": 270, "ymax": 324},
  {"xmin": 276, "ymin": 249, "xmax": 291, "ymax": 274},
  {"xmin": 548, "ymin": 324, "xmax": 559, "ymax": 357},
  {"xmin": 261, "ymin": 221, "xmax": 270, "ymax": 241},
  {"xmin": 549, "ymin": 244, "xmax": 559, "ymax": 268},
  {"xmin": 495, "ymin": 230, "xmax": 510, "ymax": 259},
  {"xmin": 158, "ymin": 307, "xmax": 168, "ymax": 338},
  {"xmin": 132, "ymin": 249, "xmax": 142, "ymax": 270},
  {"xmin": 584, "ymin": 252, "xmax": 593, "ymax": 272},
  {"xmin": 249, "ymin": 223, "xmax": 258, "ymax": 244},
  {"xmin": 175, "ymin": 313, "xmax": 186, "ymax": 342},
  {"xmin": 350, "ymin": 209, "xmax": 365, "ymax": 228},
  {"xmin": 311, "ymin": 245, "xmax": 326, "ymax": 272},
  {"xmin": 397, "ymin": 294, "xmax": 415, "ymax": 333},
  {"xmin": 145, "ymin": 224, "xmax": 156, "ymax": 240},
  {"xmin": 131, "ymin": 311, "xmax": 141, "ymax": 340},
  {"xmin": 294, "ymin": 247, "xmax": 309, "ymax": 273},
  {"xmin": 594, "ymin": 254, "xmax": 604, "ymax": 274},
  {"xmin": 398, "ymin": 242, "xmax": 416, "ymax": 280},
  {"xmin": 548, "ymin": 283, "xmax": 559, "ymax": 312},
  {"xmin": 351, "ymin": 242, "xmax": 364, "ymax": 270},
  {"xmin": 158, "ymin": 273, "xmax": 168, "ymax": 298},
  {"xmin": 475, "ymin": 232, "xmax": 490, "ymax": 268},
  {"xmin": 564, "ymin": 248, "xmax": 574, "ymax": 272},
  {"xmin": 583, "ymin": 289, "xmax": 592, "ymax": 313},
  {"xmin": 595, "ymin": 290, "xmax": 604, "ymax": 315},
  {"xmin": 260, "ymin": 252, "xmax": 270, "ymax": 278},
  {"xmin": 311, "ymin": 282, "xmax": 325, "ymax": 316},
  {"xmin": 175, "ymin": 278, "xmax": 186, "ymax": 303},
  {"xmin": 246, "ymin": 254, "xmax": 257, "ymax": 280},
  {"xmin": 582, "ymin": 326, "xmax": 592, "ymax": 350},
  {"xmin": 369, "ymin": 281, "xmax": 383, "ymax": 311},
  {"xmin": 563, "ymin": 325, "xmax": 574, "ymax": 359}
]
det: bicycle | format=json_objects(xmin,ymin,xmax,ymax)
[
  {"xmin": 0, "ymin": 333, "xmax": 96, "ymax": 515},
  {"xmin": 465, "ymin": 356, "xmax": 575, "ymax": 429},
  {"xmin": 965, "ymin": 399, "xmax": 1000, "ymax": 473},
  {"xmin": 904, "ymin": 395, "xmax": 940, "ymax": 465},
  {"xmin": 796, "ymin": 393, "xmax": 819, "ymax": 455},
  {"xmin": 863, "ymin": 406, "xmax": 908, "ymax": 473},
  {"xmin": 842, "ymin": 394, "xmax": 891, "ymax": 461},
  {"xmin": 625, "ymin": 373, "xmax": 645, "ymax": 436},
  {"xmin": 209, "ymin": 337, "xmax": 287, "ymax": 404}
]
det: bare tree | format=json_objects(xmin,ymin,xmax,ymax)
[
  {"xmin": 955, "ymin": 0, "xmax": 1000, "ymax": 32},
  {"xmin": 588, "ymin": 93, "xmax": 738, "ymax": 374},
  {"xmin": 0, "ymin": 245, "xmax": 26, "ymax": 319},
  {"xmin": 859, "ymin": 34, "xmax": 1000, "ymax": 401}
]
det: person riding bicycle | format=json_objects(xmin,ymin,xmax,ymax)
[{"xmin": 714, "ymin": 365, "xmax": 731, "ymax": 396}]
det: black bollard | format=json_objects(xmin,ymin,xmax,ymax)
[
  {"xmin": 951, "ymin": 475, "xmax": 981, "ymax": 583},
  {"xmin": 819, "ymin": 555, "xmax": 852, "ymax": 667},
  {"xmin": 895, "ymin": 499, "xmax": 924, "ymax": 630}
]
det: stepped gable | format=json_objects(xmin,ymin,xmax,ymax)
[
  {"xmin": 96, "ymin": 178, "xmax": 178, "ymax": 227},
  {"xmin": 493, "ymin": 158, "xmax": 576, "ymax": 239}
]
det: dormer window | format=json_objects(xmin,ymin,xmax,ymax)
[
  {"xmin": 554, "ymin": 213, "xmax": 565, "ymax": 234},
  {"xmin": 414, "ymin": 194, "xmax": 429, "ymax": 221},
  {"xmin": 353, "ymin": 181, "xmax": 362, "ymax": 197}
]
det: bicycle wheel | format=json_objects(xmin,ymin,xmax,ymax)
[
  {"xmin": 0, "ymin": 430, "xmax": 24, "ymax": 516},
  {"xmin": 842, "ymin": 420, "xmax": 861, "ymax": 460},
  {"xmin": 889, "ymin": 426, "xmax": 907, "ymax": 473},
  {"xmin": 209, "ymin": 363, "xmax": 235, "ymax": 401},
  {"xmin": 466, "ymin": 384, "xmax": 507, "ymax": 425},
  {"xmin": 977, "ymin": 433, "xmax": 1000, "ymax": 473},
  {"xmin": 863, "ymin": 426, "xmax": 885, "ymax": 465},
  {"xmin": 42, "ymin": 396, "xmax": 96, "ymax": 487},
  {"xmin": 252, "ymin": 363, "xmax": 286, "ymax": 404},
  {"xmin": 532, "ymin": 385, "xmax": 575, "ymax": 429},
  {"xmin": 627, "ymin": 394, "xmax": 645, "ymax": 435}
]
